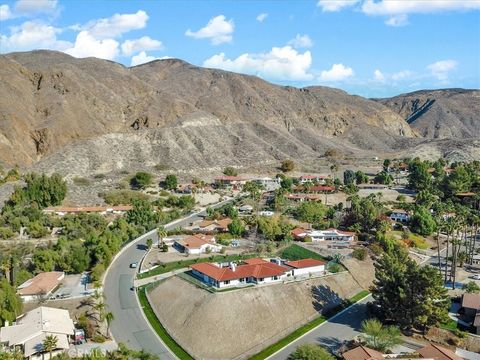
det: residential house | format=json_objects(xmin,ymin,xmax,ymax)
[
  {"xmin": 390, "ymin": 209, "xmax": 410, "ymax": 223},
  {"xmin": 284, "ymin": 259, "xmax": 325, "ymax": 276},
  {"xmin": 190, "ymin": 257, "xmax": 325, "ymax": 288},
  {"xmin": 291, "ymin": 228, "xmax": 355, "ymax": 243},
  {"xmin": 461, "ymin": 293, "xmax": 480, "ymax": 335},
  {"xmin": 43, "ymin": 205, "xmax": 132, "ymax": 216},
  {"xmin": 0, "ymin": 306, "xmax": 75, "ymax": 359},
  {"xmin": 196, "ymin": 218, "xmax": 232, "ymax": 232},
  {"xmin": 191, "ymin": 258, "xmax": 289, "ymax": 288},
  {"xmin": 214, "ymin": 176, "xmax": 246, "ymax": 188},
  {"xmin": 342, "ymin": 344, "xmax": 460, "ymax": 360},
  {"xmin": 254, "ymin": 177, "xmax": 281, "ymax": 191},
  {"xmin": 174, "ymin": 234, "xmax": 222, "ymax": 255},
  {"xmin": 285, "ymin": 193, "xmax": 323, "ymax": 202},
  {"xmin": 238, "ymin": 204, "xmax": 254, "ymax": 214},
  {"xmin": 299, "ymin": 175, "xmax": 330, "ymax": 185},
  {"xmin": 17, "ymin": 272, "xmax": 64, "ymax": 302},
  {"xmin": 342, "ymin": 345, "xmax": 384, "ymax": 360},
  {"xmin": 293, "ymin": 185, "xmax": 336, "ymax": 194},
  {"xmin": 417, "ymin": 344, "xmax": 464, "ymax": 360}
]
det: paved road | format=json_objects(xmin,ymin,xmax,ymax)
[
  {"xmin": 269, "ymin": 295, "xmax": 372, "ymax": 360},
  {"xmin": 103, "ymin": 198, "xmax": 234, "ymax": 359}
]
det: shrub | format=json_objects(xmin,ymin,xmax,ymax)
[
  {"xmin": 352, "ymin": 248, "xmax": 368, "ymax": 261},
  {"xmin": 328, "ymin": 263, "xmax": 341, "ymax": 273},
  {"xmin": 154, "ymin": 163, "xmax": 169, "ymax": 171},
  {"xmin": 280, "ymin": 160, "xmax": 295, "ymax": 172},
  {"xmin": 223, "ymin": 167, "xmax": 238, "ymax": 176},
  {"xmin": 92, "ymin": 334, "xmax": 106, "ymax": 343},
  {"xmin": 130, "ymin": 172, "xmax": 153, "ymax": 189},
  {"xmin": 101, "ymin": 189, "xmax": 149, "ymax": 205}
]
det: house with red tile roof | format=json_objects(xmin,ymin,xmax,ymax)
[
  {"xmin": 284, "ymin": 259, "xmax": 325, "ymax": 276},
  {"xmin": 17, "ymin": 272, "xmax": 64, "ymax": 301},
  {"xmin": 190, "ymin": 257, "xmax": 325, "ymax": 288},
  {"xmin": 197, "ymin": 218, "xmax": 233, "ymax": 232},
  {"xmin": 342, "ymin": 344, "xmax": 459, "ymax": 360},
  {"xmin": 174, "ymin": 234, "xmax": 222, "ymax": 255}
]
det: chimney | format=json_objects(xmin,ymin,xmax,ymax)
[{"xmin": 231, "ymin": 262, "xmax": 236, "ymax": 272}]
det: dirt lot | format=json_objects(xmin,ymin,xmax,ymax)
[
  {"xmin": 23, "ymin": 297, "xmax": 88, "ymax": 322},
  {"xmin": 148, "ymin": 272, "xmax": 364, "ymax": 360}
]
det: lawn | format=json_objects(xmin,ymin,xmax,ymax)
[
  {"xmin": 248, "ymin": 290, "xmax": 370, "ymax": 360},
  {"xmin": 389, "ymin": 230, "xmax": 429, "ymax": 250},
  {"xmin": 138, "ymin": 283, "xmax": 194, "ymax": 360},
  {"xmin": 279, "ymin": 244, "xmax": 329, "ymax": 262},
  {"xmin": 440, "ymin": 318, "xmax": 458, "ymax": 331},
  {"xmin": 137, "ymin": 253, "xmax": 259, "ymax": 279}
]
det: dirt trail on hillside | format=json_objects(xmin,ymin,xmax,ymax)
[{"xmin": 148, "ymin": 272, "xmax": 364, "ymax": 360}]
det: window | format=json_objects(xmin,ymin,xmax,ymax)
[
  {"xmin": 259, "ymin": 278, "xmax": 264, "ymax": 282},
  {"xmin": 224, "ymin": 280, "xmax": 230, "ymax": 285},
  {"xmin": 239, "ymin": 278, "xmax": 245, "ymax": 282},
  {"xmin": 273, "ymin": 276, "xmax": 279, "ymax": 280}
]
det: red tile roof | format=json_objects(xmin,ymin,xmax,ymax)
[
  {"xmin": 177, "ymin": 234, "xmax": 215, "ymax": 249},
  {"xmin": 417, "ymin": 344, "xmax": 462, "ymax": 360},
  {"xmin": 285, "ymin": 258, "xmax": 325, "ymax": 269},
  {"xmin": 342, "ymin": 345, "xmax": 384, "ymax": 360},
  {"xmin": 191, "ymin": 258, "xmax": 287, "ymax": 282},
  {"xmin": 291, "ymin": 227, "xmax": 308, "ymax": 238}
]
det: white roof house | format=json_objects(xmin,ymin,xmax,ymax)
[{"xmin": 0, "ymin": 307, "xmax": 74, "ymax": 358}]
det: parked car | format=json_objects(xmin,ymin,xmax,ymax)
[
  {"xmin": 470, "ymin": 274, "xmax": 480, "ymax": 280},
  {"xmin": 130, "ymin": 262, "xmax": 138, "ymax": 269}
]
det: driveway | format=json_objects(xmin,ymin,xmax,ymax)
[
  {"xmin": 268, "ymin": 295, "xmax": 372, "ymax": 360},
  {"xmin": 103, "ymin": 198, "xmax": 235, "ymax": 359}
]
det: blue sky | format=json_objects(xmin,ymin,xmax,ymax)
[{"xmin": 0, "ymin": 0, "xmax": 479, "ymax": 97}]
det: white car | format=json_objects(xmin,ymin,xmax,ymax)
[
  {"xmin": 130, "ymin": 262, "xmax": 138, "ymax": 269},
  {"xmin": 471, "ymin": 274, "xmax": 480, "ymax": 280},
  {"xmin": 259, "ymin": 210, "xmax": 274, "ymax": 217}
]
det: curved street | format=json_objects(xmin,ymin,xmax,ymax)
[{"xmin": 103, "ymin": 199, "xmax": 233, "ymax": 359}]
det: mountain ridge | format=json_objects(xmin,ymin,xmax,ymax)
[{"xmin": 0, "ymin": 50, "xmax": 478, "ymax": 174}]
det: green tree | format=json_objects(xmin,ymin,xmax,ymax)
[
  {"xmin": 146, "ymin": 238, "xmax": 153, "ymax": 250},
  {"xmin": 164, "ymin": 175, "xmax": 178, "ymax": 190},
  {"xmin": 374, "ymin": 171, "xmax": 394, "ymax": 185},
  {"xmin": 228, "ymin": 218, "xmax": 245, "ymax": 237},
  {"xmin": 355, "ymin": 171, "xmax": 369, "ymax": 184},
  {"xmin": 343, "ymin": 170, "xmax": 356, "ymax": 186},
  {"xmin": 105, "ymin": 311, "xmax": 115, "ymax": 337},
  {"xmin": 280, "ymin": 160, "xmax": 295, "ymax": 173},
  {"xmin": 295, "ymin": 202, "xmax": 327, "ymax": 224},
  {"xmin": 0, "ymin": 279, "xmax": 22, "ymax": 326},
  {"xmin": 126, "ymin": 200, "xmax": 159, "ymax": 231},
  {"xmin": 32, "ymin": 249, "xmax": 57, "ymax": 272},
  {"xmin": 9, "ymin": 173, "xmax": 67, "ymax": 209},
  {"xmin": 288, "ymin": 344, "xmax": 334, "ymax": 360},
  {"xmin": 462, "ymin": 281, "xmax": 480, "ymax": 293},
  {"xmin": 410, "ymin": 207, "xmax": 436, "ymax": 236},
  {"xmin": 408, "ymin": 159, "xmax": 432, "ymax": 191},
  {"xmin": 27, "ymin": 221, "xmax": 49, "ymax": 238},
  {"xmin": 130, "ymin": 172, "xmax": 152, "ymax": 189},
  {"xmin": 383, "ymin": 159, "xmax": 391, "ymax": 172},
  {"xmin": 371, "ymin": 249, "xmax": 449, "ymax": 330},
  {"xmin": 43, "ymin": 335, "xmax": 58, "ymax": 360},
  {"xmin": 361, "ymin": 319, "xmax": 401, "ymax": 352},
  {"xmin": 223, "ymin": 167, "xmax": 238, "ymax": 176}
]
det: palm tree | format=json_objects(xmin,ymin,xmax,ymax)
[
  {"xmin": 43, "ymin": 335, "xmax": 58, "ymax": 360},
  {"xmin": 157, "ymin": 226, "xmax": 167, "ymax": 248},
  {"xmin": 330, "ymin": 163, "xmax": 339, "ymax": 182},
  {"xmin": 105, "ymin": 311, "xmax": 115, "ymax": 337}
]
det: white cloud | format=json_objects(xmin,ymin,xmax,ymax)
[
  {"xmin": 121, "ymin": 36, "xmax": 162, "ymax": 56},
  {"xmin": 427, "ymin": 59, "xmax": 458, "ymax": 81},
  {"xmin": 185, "ymin": 15, "xmax": 234, "ymax": 45},
  {"xmin": 385, "ymin": 14, "xmax": 409, "ymax": 27},
  {"xmin": 203, "ymin": 45, "xmax": 313, "ymax": 81},
  {"xmin": 130, "ymin": 51, "xmax": 159, "ymax": 66},
  {"xmin": 0, "ymin": 4, "xmax": 12, "ymax": 20},
  {"xmin": 14, "ymin": 0, "xmax": 57, "ymax": 15},
  {"xmin": 391, "ymin": 70, "xmax": 413, "ymax": 81},
  {"xmin": 288, "ymin": 34, "xmax": 313, "ymax": 49},
  {"xmin": 0, "ymin": 20, "xmax": 71, "ymax": 52},
  {"xmin": 317, "ymin": 0, "xmax": 359, "ymax": 12},
  {"xmin": 361, "ymin": 0, "xmax": 480, "ymax": 16},
  {"xmin": 82, "ymin": 10, "xmax": 149, "ymax": 39},
  {"xmin": 319, "ymin": 63, "xmax": 354, "ymax": 81},
  {"xmin": 373, "ymin": 69, "xmax": 385, "ymax": 82},
  {"xmin": 64, "ymin": 31, "xmax": 119, "ymax": 60},
  {"xmin": 256, "ymin": 13, "xmax": 268, "ymax": 22}
]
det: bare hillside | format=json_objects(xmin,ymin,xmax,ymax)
[
  {"xmin": 377, "ymin": 89, "xmax": 480, "ymax": 138},
  {"xmin": 148, "ymin": 274, "xmax": 363, "ymax": 360},
  {"xmin": 0, "ymin": 50, "xmax": 415, "ymax": 171}
]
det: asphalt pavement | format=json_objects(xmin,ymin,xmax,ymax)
[
  {"xmin": 103, "ymin": 199, "xmax": 233, "ymax": 359},
  {"xmin": 267, "ymin": 295, "xmax": 372, "ymax": 360}
]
